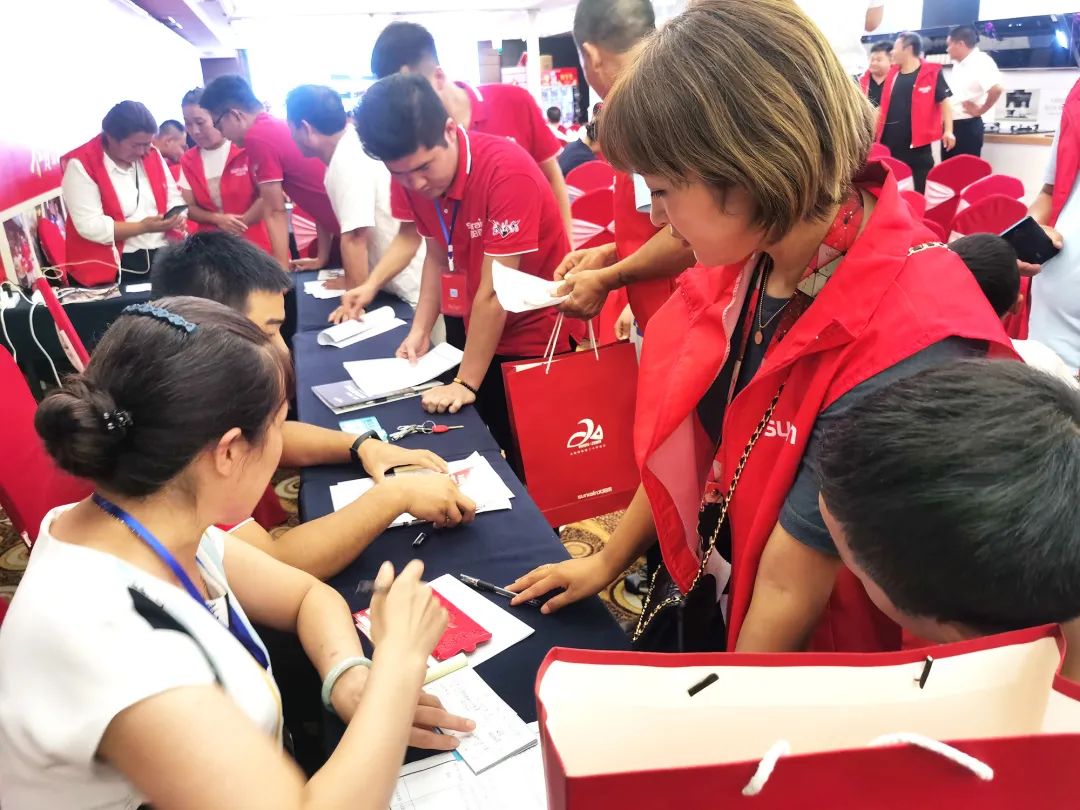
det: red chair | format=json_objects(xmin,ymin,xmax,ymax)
[
  {"xmin": 922, "ymin": 218, "xmax": 949, "ymax": 242},
  {"xmin": 566, "ymin": 161, "xmax": 615, "ymax": 202},
  {"xmin": 570, "ymin": 188, "xmax": 616, "ymax": 250},
  {"xmin": 924, "ymin": 155, "xmax": 992, "ymax": 233},
  {"xmin": 32, "ymin": 278, "xmax": 90, "ymax": 371},
  {"xmin": 956, "ymin": 175, "xmax": 1025, "ymax": 214},
  {"xmin": 949, "ymin": 194, "xmax": 1028, "ymax": 241},
  {"xmin": 0, "ymin": 349, "xmax": 92, "ymax": 547},
  {"xmin": 879, "ymin": 157, "xmax": 914, "ymax": 191},
  {"xmin": 37, "ymin": 216, "xmax": 69, "ymax": 286},
  {"xmin": 868, "ymin": 143, "xmax": 891, "ymax": 161},
  {"xmin": 900, "ymin": 189, "xmax": 926, "ymax": 219}
]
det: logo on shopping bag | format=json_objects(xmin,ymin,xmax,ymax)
[{"xmin": 567, "ymin": 418, "xmax": 605, "ymax": 453}]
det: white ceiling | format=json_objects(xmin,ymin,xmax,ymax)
[{"xmin": 225, "ymin": 0, "xmax": 577, "ymax": 17}]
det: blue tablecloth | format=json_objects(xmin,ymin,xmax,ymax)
[
  {"xmin": 293, "ymin": 270, "xmax": 414, "ymax": 334},
  {"xmin": 291, "ymin": 273, "xmax": 629, "ymax": 728}
]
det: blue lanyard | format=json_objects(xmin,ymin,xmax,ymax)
[
  {"xmin": 92, "ymin": 493, "xmax": 270, "ymax": 671},
  {"xmin": 435, "ymin": 199, "xmax": 461, "ymax": 273}
]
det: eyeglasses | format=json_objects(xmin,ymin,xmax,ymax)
[{"xmin": 212, "ymin": 110, "xmax": 232, "ymax": 130}]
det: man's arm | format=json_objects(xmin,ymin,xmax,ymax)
[
  {"xmin": 735, "ymin": 524, "xmax": 843, "ymax": 651},
  {"xmin": 258, "ymin": 181, "xmax": 292, "ymax": 269},
  {"xmin": 242, "ymin": 196, "xmax": 266, "ymax": 226},
  {"xmin": 397, "ymin": 237, "xmax": 445, "ymax": 361},
  {"xmin": 538, "ymin": 157, "xmax": 573, "ymax": 238},
  {"xmin": 457, "ymin": 253, "xmax": 511, "ymax": 388},
  {"xmin": 941, "ymin": 99, "xmax": 956, "ymax": 150},
  {"xmin": 977, "ymin": 84, "xmax": 1004, "ymax": 117},
  {"xmin": 865, "ymin": 3, "xmax": 884, "ymax": 32},
  {"xmin": 338, "ymin": 228, "xmax": 370, "ymax": 288}
]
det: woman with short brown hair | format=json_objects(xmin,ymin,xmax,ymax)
[{"xmin": 511, "ymin": 0, "xmax": 1013, "ymax": 655}]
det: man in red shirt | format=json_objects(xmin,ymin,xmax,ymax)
[
  {"xmin": 331, "ymin": 22, "xmax": 570, "ymax": 336},
  {"xmin": 200, "ymin": 75, "xmax": 340, "ymax": 271},
  {"xmin": 554, "ymin": 0, "xmax": 694, "ymax": 333},
  {"xmin": 356, "ymin": 74, "xmax": 584, "ymax": 474}
]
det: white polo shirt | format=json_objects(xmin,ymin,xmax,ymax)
[
  {"xmin": 796, "ymin": 0, "xmax": 884, "ymax": 77},
  {"xmin": 324, "ymin": 126, "xmax": 423, "ymax": 306},
  {"xmin": 61, "ymin": 150, "xmax": 184, "ymax": 253},
  {"xmin": 948, "ymin": 47, "xmax": 1004, "ymax": 123},
  {"xmin": 0, "ymin": 506, "xmax": 281, "ymax": 810}
]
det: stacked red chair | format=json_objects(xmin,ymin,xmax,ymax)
[
  {"xmin": 924, "ymin": 155, "xmax": 992, "ymax": 234},
  {"xmin": 956, "ymin": 174, "xmax": 1024, "ymax": 215},
  {"xmin": 566, "ymin": 161, "xmax": 615, "ymax": 203},
  {"xmin": 868, "ymin": 143, "xmax": 891, "ymax": 161},
  {"xmin": 950, "ymin": 194, "xmax": 1028, "ymax": 241},
  {"xmin": 570, "ymin": 188, "xmax": 616, "ymax": 250},
  {"xmin": 879, "ymin": 157, "xmax": 915, "ymax": 192},
  {"xmin": 900, "ymin": 189, "xmax": 926, "ymax": 219}
]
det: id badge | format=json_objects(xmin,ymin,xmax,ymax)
[{"xmin": 440, "ymin": 268, "xmax": 468, "ymax": 317}]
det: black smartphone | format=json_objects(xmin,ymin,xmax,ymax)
[
  {"xmin": 164, "ymin": 204, "xmax": 188, "ymax": 220},
  {"xmin": 1000, "ymin": 215, "xmax": 1060, "ymax": 266}
]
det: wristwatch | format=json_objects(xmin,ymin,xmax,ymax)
[{"xmin": 349, "ymin": 430, "xmax": 381, "ymax": 465}]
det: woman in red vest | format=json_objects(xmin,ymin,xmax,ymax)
[
  {"xmin": 61, "ymin": 101, "xmax": 185, "ymax": 287},
  {"xmin": 179, "ymin": 88, "xmax": 270, "ymax": 252},
  {"xmin": 510, "ymin": 0, "xmax": 1013, "ymax": 655}
]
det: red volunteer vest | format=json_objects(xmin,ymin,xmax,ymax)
[
  {"xmin": 634, "ymin": 165, "xmax": 1015, "ymax": 653},
  {"xmin": 859, "ymin": 70, "xmax": 871, "ymax": 95},
  {"xmin": 1051, "ymin": 77, "xmax": 1080, "ymax": 227},
  {"xmin": 613, "ymin": 170, "xmax": 688, "ymax": 329},
  {"xmin": 875, "ymin": 62, "xmax": 944, "ymax": 149},
  {"xmin": 61, "ymin": 137, "xmax": 168, "ymax": 286},
  {"xmin": 180, "ymin": 144, "xmax": 271, "ymax": 252}
]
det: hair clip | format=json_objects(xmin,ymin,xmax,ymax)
[
  {"xmin": 122, "ymin": 303, "xmax": 198, "ymax": 335},
  {"xmin": 102, "ymin": 409, "xmax": 134, "ymax": 436}
]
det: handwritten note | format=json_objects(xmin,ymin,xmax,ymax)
[{"xmin": 423, "ymin": 667, "xmax": 537, "ymax": 774}]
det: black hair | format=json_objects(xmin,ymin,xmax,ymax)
[
  {"xmin": 870, "ymin": 41, "xmax": 893, "ymax": 55},
  {"xmin": 586, "ymin": 118, "xmax": 599, "ymax": 142},
  {"xmin": 158, "ymin": 119, "xmax": 184, "ymax": 137},
  {"xmin": 151, "ymin": 231, "xmax": 292, "ymax": 313},
  {"xmin": 199, "ymin": 75, "xmax": 262, "ymax": 117},
  {"xmin": 285, "ymin": 84, "xmax": 347, "ymax": 136},
  {"xmin": 355, "ymin": 74, "xmax": 451, "ymax": 162},
  {"xmin": 949, "ymin": 25, "xmax": 979, "ymax": 48},
  {"xmin": 371, "ymin": 21, "xmax": 438, "ymax": 79},
  {"xmin": 546, "ymin": 106, "xmax": 562, "ymax": 124},
  {"xmin": 819, "ymin": 359, "xmax": 1080, "ymax": 634},
  {"xmin": 102, "ymin": 101, "xmax": 157, "ymax": 141},
  {"xmin": 573, "ymin": 0, "xmax": 656, "ymax": 52},
  {"xmin": 36, "ymin": 297, "xmax": 291, "ymax": 497},
  {"xmin": 897, "ymin": 31, "xmax": 924, "ymax": 57},
  {"xmin": 182, "ymin": 87, "xmax": 204, "ymax": 107},
  {"xmin": 950, "ymin": 233, "xmax": 1020, "ymax": 318}
]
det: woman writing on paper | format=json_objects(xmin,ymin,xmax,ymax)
[
  {"xmin": 61, "ymin": 101, "xmax": 186, "ymax": 287},
  {"xmin": 511, "ymin": 0, "xmax": 1012, "ymax": 655},
  {"xmin": 179, "ymin": 88, "xmax": 271, "ymax": 252},
  {"xmin": 0, "ymin": 297, "xmax": 473, "ymax": 809}
]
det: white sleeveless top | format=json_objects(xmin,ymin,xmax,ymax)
[{"xmin": 0, "ymin": 505, "xmax": 282, "ymax": 810}]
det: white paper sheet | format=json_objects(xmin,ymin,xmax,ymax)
[
  {"xmin": 390, "ymin": 724, "xmax": 546, "ymax": 810},
  {"xmin": 343, "ymin": 342, "xmax": 464, "ymax": 398},
  {"xmin": 421, "ymin": 668, "xmax": 537, "ymax": 774},
  {"xmin": 123, "ymin": 283, "xmax": 152, "ymax": 293},
  {"xmin": 302, "ymin": 280, "xmax": 345, "ymax": 299},
  {"xmin": 492, "ymin": 260, "xmax": 567, "ymax": 313},
  {"xmin": 316, "ymin": 306, "xmax": 406, "ymax": 347},
  {"xmin": 328, "ymin": 453, "xmax": 514, "ymax": 524},
  {"xmin": 427, "ymin": 573, "xmax": 534, "ymax": 668}
]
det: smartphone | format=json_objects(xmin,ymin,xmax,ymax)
[
  {"xmin": 1000, "ymin": 216, "xmax": 1060, "ymax": 266},
  {"xmin": 164, "ymin": 204, "xmax": 188, "ymax": 220}
]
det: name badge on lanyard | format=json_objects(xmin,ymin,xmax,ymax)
[{"xmin": 436, "ymin": 200, "xmax": 468, "ymax": 317}]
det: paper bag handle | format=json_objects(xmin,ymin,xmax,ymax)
[
  {"xmin": 543, "ymin": 315, "xmax": 599, "ymax": 374},
  {"xmin": 742, "ymin": 733, "xmax": 994, "ymax": 797}
]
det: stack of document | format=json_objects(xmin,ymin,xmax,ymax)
[
  {"xmin": 343, "ymin": 342, "xmax": 464, "ymax": 400},
  {"xmin": 316, "ymin": 306, "xmax": 406, "ymax": 348},
  {"xmin": 329, "ymin": 452, "xmax": 514, "ymax": 523},
  {"xmin": 311, "ymin": 380, "xmax": 439, "ymax": 415},
  {"xmin": 302, "ymin": 279, "xmax": 345, "ymax": 299}
]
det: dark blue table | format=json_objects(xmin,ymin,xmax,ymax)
[
  {"xmin": 293, "ymin": 270, "xmax": 417, "ymax": 335},
  {"xmin": 291, "ymin": 274, "xmax": 628, "ymax": 727}
]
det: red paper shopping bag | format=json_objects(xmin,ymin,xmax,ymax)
[
  {"xmin": 503, "ymin": 341, "xmax": 639, "ymax": 525},
  {"xmin": 537, "ymin": 626, "xmax": 1080, "ymax": 809}
]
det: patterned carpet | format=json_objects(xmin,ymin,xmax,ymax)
[{"xmin": 0, "ymin": 475, "xmax": 642, "ymax": 626}]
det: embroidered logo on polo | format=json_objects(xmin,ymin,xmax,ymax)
[
  {"xmin": 491, "ymin": 219, "xmax": 520, "ymax": 239},
  {"xmin": 230, "ymin": 165, "xmax": 249, "ymax": 177},
  {"xmin": 567, "ymin": 418, "xmax": 605, "ymax": 454},
  {"xmin": 466, "ymin": 220, "xmax": 483, "ymax": 239}
]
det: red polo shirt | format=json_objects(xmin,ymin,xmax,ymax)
[
  {"xmin": 391, "ymin": 82, "xmax": 562, "ymax": 221},
  {"xmin": 243, "ymin": 112, "xmax": 340, "ymax": 231},
  {"xmin": 404, "ymin": 127, "xmax": 583, "ymax": 356}
]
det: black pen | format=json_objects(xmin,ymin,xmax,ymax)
[{"xmin": 458, "ymin": 573, "xmax": 540, "ymax": 607}]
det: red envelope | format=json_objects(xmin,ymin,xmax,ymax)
[{"xmin": 352, "ymin": 590, "xmax": 491, "ymax": 662}]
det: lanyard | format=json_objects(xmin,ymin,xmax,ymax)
[
  {"xmin": 435, "ymin": 199, "xmax": 461, "ymax": 273},
  {"xmin": 92, "ymin": 493, "xmax": 270, "ymax": 671}
]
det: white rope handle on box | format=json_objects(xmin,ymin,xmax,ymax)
[
  {"xmin": 542, "ymin": 314, "xmax": 599, "ymax": 374},
  {"xmin": 741, "ymin": 733, "xmax": 993, "ymax": 797}
]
